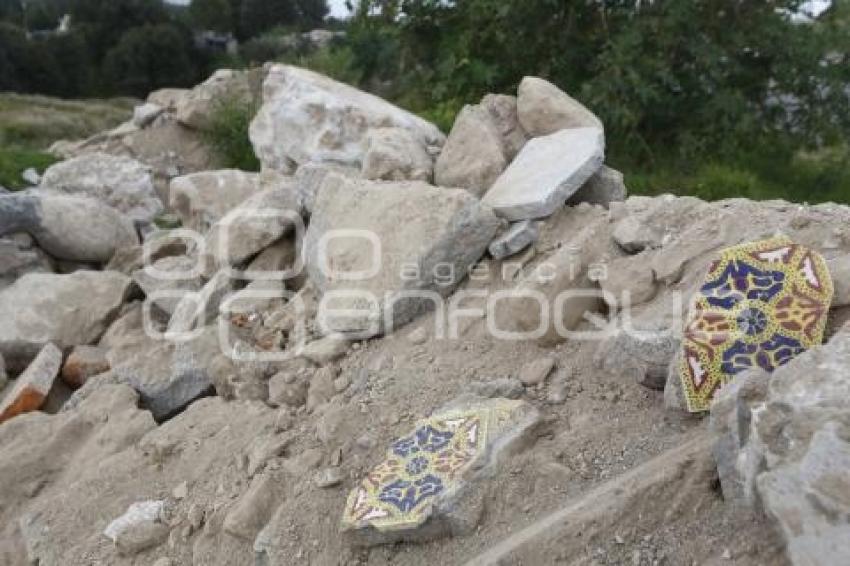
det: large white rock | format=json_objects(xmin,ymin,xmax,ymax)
[
  {"xmin": 0, "ymin": 271, "xmax": 132, "ymax": 369},
  {"xmin": 174, "ymin": 68, "xmax": 259, "ymax": 131},
  {"xmin": 304, "ymin": 178, "xmax": 499, "ymax": 337},
  {"xmin": 250, "ymin": 64, "xmax": 445, "ymax": 172},
  {"xmin": 482, "ymin": 127, "xmax": 604, "ymax": 221},
  {"xmin": 517, "ymin": 76, "xmax": 603, "ymax": 137},
  {"xmin": 435, "ymin": 104, "xmax": 507, "ymax": 196},
  {"xmin": 39, "ymin": 153, "xmax": 162, "ymax": 225},
  {"xmin": 169, "ymin": 169, "xmax": 268, "ymax": 234},
  {"xmin": 361, "ymin": 127, "xmax": 433, "ymax": 182}
]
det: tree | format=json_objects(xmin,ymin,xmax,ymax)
[
  {"xmin": 239, "ymin": 0, "xmax": 297, "ymax": 38},
  {"xmin": 102, "ymin": 23, "xmax": 197, "ymax": 96},
  {"xmin": 190, "ymin": 0, "xmax": 234, "ymax": 32},
  {"xmin": 70, "ymin": 0, "xmax": 169, "ymax": 61}
]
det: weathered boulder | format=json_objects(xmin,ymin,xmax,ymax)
[
  {"xmin": 132, "ymin": 255, "xmax": 204, "ymax": 316},
  {"xmin": 595, "ymin": 328, "xmax": 679, "ymax": 390},
  {"xmin": 598, "ymin": 253, "xmax": 657, "ymax": 306},
  {"xmin": 169, "ymin": 169, "xmax": 267, "ymax": 234},
  {"xmin": 39, "ymin": 153, "xmax": 162, "ymax": 225},
  {"xmin": 305, "ymin": 178, "xmax": 499, "ymax": 337},
  {"xmin": 204, "ymin": 180, "xmax": 302, "ymax": 268},
  {"xmin": 710, "ymin": 327, "xmax": 850, "ymax": 566},
  {"xmin": 435, "ymin": 104, "xmax": 507, "ymax": 196},
  {"xmin": 0, "ymin": 271, "xmax": 132, "ymax": 371},
  {"xmin": 568, "ymin": 165, "xmax": 627, "ymax": 207},
  {"xmin": 106, "ymin": 327, "xmax": 219, "ymax": 420},
  {"xmin": 480, "ymin": 94, "xmax": 528, "ymax": 160},
  {"xmin": 222, "ymin": 473, "xmax": 283, "ymax": 541},
  {"xmin": 250, "ymin": 64, "xmax": 445, "ymax": 172},
  {"xmin": 482, "ymin": 128, "xmax": 604, "ymax": 221},
  {"xmin": 175, "ymin": 68, "xmax": 260, "ymax": 131},
  {"xmin": 0, "ymin": 343, "xmax": 61, "ymax": 424},
  {"xmin": 293, "ymin": 162, "xmax": 360, "ymax": 215},
  {"xmin": 361, "ymin": 127, "xmax": 433, "ymax": 182},
  {"xmin": 0, "ymin": 195, "xmax": 138, "ymax": 263},
  {"xmin": 517, "ymin": 76, "xmax": 603, "ymax": 137},
  {"xmin": 61, "ymin": 345, "xmax": 110, "ymax": 388},
  {"xmin": 341, "ymin": 397, "xmax": 540, "ymax": 546}
]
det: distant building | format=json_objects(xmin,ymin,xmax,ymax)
[{"xmin": 194, "ymin": 31, "xmax": 239, "ymax": 55}]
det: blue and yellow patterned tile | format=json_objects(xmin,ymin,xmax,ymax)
[
  {"xmin": 342, "ymin": 398, "xmax": 537, "ymax": 537},
  {"xmin": 678, "ymin": 236, "xmax": 833, "ymax": 413}
]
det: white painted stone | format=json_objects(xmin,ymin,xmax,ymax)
[{"xmin": 482, "ymin": 128, "xmax": 604, "ymax": 221}]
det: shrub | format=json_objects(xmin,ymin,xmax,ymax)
[
  {"xmin": 203, "ymin": 95, "xmax": 260, "ymax": 171},
  {"xmin": 0, "ymin": 148, "xmax": 57, "ymax": 191}
]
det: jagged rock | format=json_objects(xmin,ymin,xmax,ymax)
[
  {"xmin": 61, "ymin": 345, "xmax": 109, "ymax": 389},
  {"xmin": 166, "ymin": 270, "xmax": 233, "ymax": 336},
  {"xmin": 268, "ymin": 369, "xmax": 309, "ymax": 408},
  {"xmin": 710, "ymin": 327, "xmax": 850, "ymax": 565},
  {"xmin": 480, "ymin": 94, "xmax": 528, "ymax": 160},
  {"xmin": 305, "ymin": 177, "xmax": 499, "ymax": 337},
  {"xmin": 599, "ymin": 253, "xmax": 657, "ymax": 306},
  {"xmin": 435, "ymin": 104, "xmax": 507, "ymax": 196},
  {"xmin": 469, "ymin": 377, "xmax": 524, "ymax": 399},
  {"xmin": 169, "ymin": 169, "xmax": 266, "ymax": 234},
  {"xmin": 517, "ymin": 76, "xmax": 603, "ymax": 137},
  {"xmin": 568, "ymin": 165, "xmax": 627, "ymax": 207},
  {"xmin": 204, "ymin": 180, "xmax": 301, "ymax": 268},
  {"xmin": 362, "ymin": 127, "xmax": 433, "ymax": 182},
  {"xmin": 298, "ymin": 335, "xmax": 350, "ymax": 366},
  {"xmin": 132, "ymin": 255, "xmax": 204, "ymax": 316},
  {"xmin": 612, "ymin": 215, "xmax": 663, "ymax": 254},
  {"xmin": 0, "ymin": 343, "xmax": 61, "ymax": 424},
  {"xmin": 482, "ymin": 128, "xmax": 604, "ymax": 221},
  {"xmin": 518, "ymin": 357, "xmax": 555, "ymax": 386},
  {"xmin": 106, "ymin": 231, "xmax": 189, "ymax": 275},
  {"xmin": 103, "ymin": 500, "xmax": 169, "ymax": 556},
  {"xmin": 293, "ymin": 162, "xmax": 360, "ymax": 215},
  {"xmin": 488, "ymin": 220, "xmax": 539, "ymax": 260},
  {"xmin": 0, "ymin": 271, "xmax": 131, "ymax": 371},
  {"xmin": 250, "ymin": 64, "xmax": 444, "ymax": 172},
  {"xmin": 106, "ymin": 327, "xmax": 219, "ymax": 420},
  {"xmin": 0, "ymin": 233, "xmax": 53, "ymax": 289},
  {"xmin": 39, "ymin": 153, "xmax": 162, "ymax": 225},
  {"xmin": 341, "ymin": 397, "xmax": 540, "ymax": 546},
  {"xmin": 827, "ymin": 254, "xmax": 850, "ymax": 307},
  {"xmin": 132, "ymin": 102, "xmax": 164, "ymax": 128},
  {"xmin": 595, "ymin": 328, "xmax": 679, "ymax": 390},
  {"xmin": 175, "ymin": 68, "xmax": 259, "ymax": 131},
  {"xmin": 0, "ymin": 194, "xmax": 138, "ymax": 263},
  {"xmin": 223, "ymin": 473, "xmax": 282, "ymax": 541}
]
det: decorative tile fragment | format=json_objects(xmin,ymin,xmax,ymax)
[
  {"xmin": 341, "ymin": 398, "xmax": 538, "ymax": 544},
  {"xmin": 678, "ymin": 237, "xmax": 832, "ymax": 412}
]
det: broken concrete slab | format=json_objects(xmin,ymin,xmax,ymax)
[{"xmin": 482, "ymin": 128, "xmax": 604, "ymax": 221}]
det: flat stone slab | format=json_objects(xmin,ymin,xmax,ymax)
[
  {"xmin": 677, "ymin": 237, "xmax": 833, "ymax": 412},
  {"xmin": 341, "ymin": 397, "xmax": 539, "ymax": 545},
  {"xmin": 0, "ymin": 343, "xmax": 61, "ymax": 424},
  {"xmin": 482, "ymin": 127, "xmax": 604, "ymax": 221}
]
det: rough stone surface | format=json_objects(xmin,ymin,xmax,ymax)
[
  {"xmin": 298, "ymin": 335, "xmax": 350, "ymax": 366},
  {"xmin": 39, "ymin": 153, "xmax": 162, "ymax": 225},
  {"xmin": 103, "ymin": 500, "xmax": 169, "ymax": 556},
  {"xmin": 0, "ymin": 271, "xmax": 131, "ymax": 370},
  {"xmin": 132, "ymin": 102, "xmax": 164, "ymax": 128},
  {"xmin": 305, "ymin": 178, "xmax": 499, "ymax": 337},
  {"xmin": 598, "ymin": 253, "xmax": 657, "ymax": 306},
  {"xmin": 518, "ymin": 357, "xmax": 555, "ymax": 386},
  {"xmin": 204, "ymin": 180, "xmax": 301, "ymax": 268},
  {"xmin": 480, "ymin": 93, "xmax": 528, "ymax": 160},
  {"xmin": 710, "ymin": 327, "xmax": 850, "ymax": 566},
  {"xmin": 222, "ymin": 473, "xmax": 282, "ymax": 541},
  {"xmin": 0, "ymin": 343, "xmax": 61, "ymax": 424},
  {"xmin": 61, "ymin": 345, "xmax": 110, "ymax": 388},
  {"xmin": 469, "ymin": 378, "xmax": 524, "ymax": 399},
  {"xmin": 132, "ymin": 255, "xmax": 204, "ymax": 316},
  {"xmin": 0, "ymin": 233, "xmax": 53, "ymax": 289},
  {"xmin": 293, "ymin": 162, "xmax": 360, "ymax": 215},
  {"xmin": 517, "ymin": 76, "xmax": 603, "ymax": 137},
  {"xmin": 489, "ymin": 220, "xmax": 539, "ymax": 260},
  {"xmin": 827, "ymin": 254, "xmax": 850, "ymax": 307},
  {"xmin": 250, "ymin": 64, "xmax": 445, "ymax": 172},
  {"xmin": 0, "ymin": 194, "xmax": 138, "ymax": 263},
  {"xmin": 595, "ymin": 328, "xmax": 680, "ymax": 390},
  {"xmin": 568, "ymin": 165, "xmax": 627, "ymax": 207},
  {"xmin": 165, "ymin": 270, "xmax": 233, "ymax": 336},
  {"xmin": 361, "ymin": 127, "xmax": 433, "ymax": 182},
  {"xmin": 435, "ymin": 104, "xmax": 507, "ymax": 196},
  {"xmin": 169, "ymin": 169, "xmax": 266, "ymax": 234},
  {"xmin": 482, "ymin": 128, "xmax": 604, "ymax": 221},
  {"xmin": 175, "ymin": 68, "xmax": 258, "ymax": 131},
  {"xmin": 341, "ymin": 397, "xmax": 540, "ymax": 546}
]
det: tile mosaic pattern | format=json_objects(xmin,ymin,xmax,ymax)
[
  {"xmin": 342, "ymin": 399, "xmax": 524, "ymax": 533},
  {"xmin": 678, "ymin": 237, "xmax": 833, "ymax": 413}
]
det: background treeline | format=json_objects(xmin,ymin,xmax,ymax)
[{"xmin": 0, "ymin": 0, "xmax": 329, "ymax": 98}]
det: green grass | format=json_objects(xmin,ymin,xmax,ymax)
[
  {"xmin": 203, "ymin": 96, "xmax": 261, "ymax": 171},
  {"xmin": 0, "ymin": 148, "xmax": 57, "ymax": 190}
]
